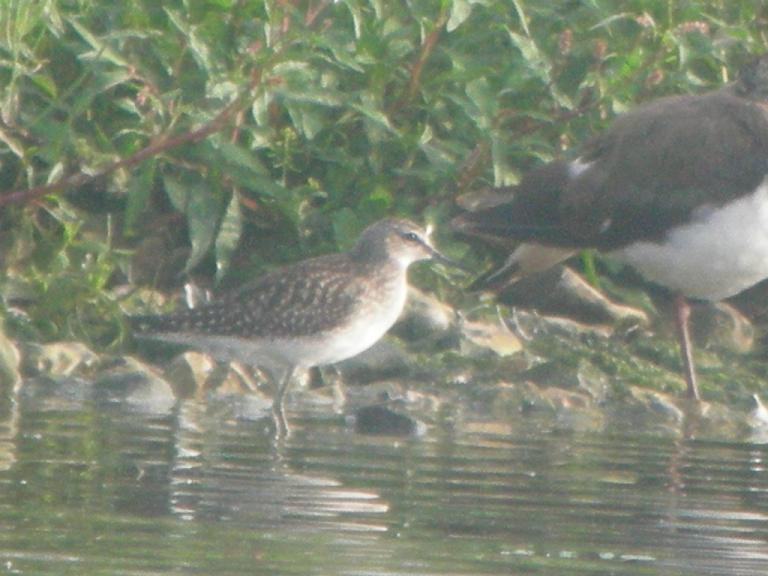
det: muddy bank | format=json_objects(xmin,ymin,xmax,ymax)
[{"xmin": 2, "ymin": 271, "xmax": 768, "ymax": 443}]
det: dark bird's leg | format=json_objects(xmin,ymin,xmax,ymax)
[
  {"xmin": 674, "ymin": 294, "xmax": 700, "ymax": 400},
  {"xmin": 272, "ymin": 366, "xmax": 296, "ymax": 440}
]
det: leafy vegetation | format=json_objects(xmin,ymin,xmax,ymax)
[{"xmin": 0, "ymin": 0, "xmax": 766, "ymax": 347}]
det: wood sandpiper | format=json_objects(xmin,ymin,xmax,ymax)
[{"xmin": 133, "ymin": 218, "xmax": 457, "ymax": 437}]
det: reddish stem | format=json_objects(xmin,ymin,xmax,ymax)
[{"xmin": 0, "ymin": 81, "xmax": 256, "ymax": 211}]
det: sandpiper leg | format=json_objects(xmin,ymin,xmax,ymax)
[
  {"xmin": 674, "ymin": 294, "xmax": 700, "ymax": 400},
  {"xmin": 272, "ymin": 366, "xmax": 296, "ymax": 439}
]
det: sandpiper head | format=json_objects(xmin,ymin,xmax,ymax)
[{"xmin": 353, "ymin": 218, "xmax": 456, "ymax": 268}]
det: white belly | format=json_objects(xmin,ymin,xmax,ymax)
[
  {"xmin": 612, "ymin": 179, "xmax": 768, "ymax": 301},
  {"xmin": 288, "ymin": 281, "xmax": 408, "ymax": 368}
]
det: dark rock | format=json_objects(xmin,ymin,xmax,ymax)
[
  {"xmin": 20, "ymin": 341, "xmax": 100, "ymax": 378},
  {"xmin": 512, "ymin": 308, "xmax": 614, "ymax": 340},
  {"xmin": 0, "ymin": 328, "xmax": 21, "ymax": 392},
  {"xmin": 693, "ymin": 302, "xmax": 754, "ymax": 354},
  {"xmin": 353, "ymin": 404, "xmax": 425, "ymax": 436},
  {"xmin": 498, "ymin": 266, "xmax": 649, "ymax": 326},
  {"xmin": 292, "ymin": 372, "xmax": 346, "ymax": 415},
  {"xmin": 749, "ymin": 394, "xmax": 768, "ymax": 426},
  {"xmin": 393, "ymin": 287, "xmax": 457, "ymax": 342},
  {"xmin": 207, "ymin": 392, "xmax": 273, "ymax": 422},
  {"xmin": 336, "ymin": 339, "xmax": 412, "ymax": 385},
  {"xmin": 492, "ymin": 380, "xmax": 592, "ymax": 414},
  {"xmin": 458, "ymin": 315, "xmax": 523, "ymax": 358},
  {"xmin": 748, "ymin": 394, "xmax": 768, "ymax": 444},
  {"xmin": 540, "ymin": 386, "xmax": 594, "ymax": 411},
  {"xmin": 164, "ymin": 350, "xmax": 276, "ymax": 400},
  {"xmin": 488, "ymin": 381, "xmax": 604, "ymax": 433},
  {"xmin": 20, "ymin": 375, "xmax": 94, "ymax": 411},
  {"xmin": 164, "ymin": 351, "xmax": 218, "ymax": 399},
  {"xmin": 94, "ymin": 357, "xmax": 176, "ymax": 414},
  {"xmin": 603, "ymin": 387, "xmax": 689, "ymax": 436},
  {"xmin": 519, "ymin": 358, "xmax": 611, "ymax": 402},
  {"xmin": 691, "ymin": 401, "xmax": 746, "ymax": 441},
  {"xmin": 343, "ymin": 380, "xmax": 408, "ymax": 408},
  {"xmin": 575, "ymin": 361, "xmax": 612, "ymax": 402},
  {"xmin": 627, "ymin": 386, "xmax": 685, "ymax": 424}
]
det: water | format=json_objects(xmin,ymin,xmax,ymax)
[{"xmin": 1, "ymin": 386, "xmax": 768, "ymax": 575}]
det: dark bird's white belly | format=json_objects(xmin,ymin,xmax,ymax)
[{"xmin": 612, "ymin": 179, "xmax": 768, "ymax": 301}]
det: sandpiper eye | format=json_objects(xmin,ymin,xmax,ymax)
[{"xmin": 402, "ymin": 232, "xmax": 421, "ymax": 242}]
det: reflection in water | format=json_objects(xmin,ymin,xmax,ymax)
[
  {"xmin": 169, "ymin": 400, "xmax": 389, "ymax": 531},
  {"xmin": 0, "ymin": 386, "xmax": 767, "ymax": 575},
  {"xmin": 0, "ymin": 388, "xmax": 18, "ymax": 472}
]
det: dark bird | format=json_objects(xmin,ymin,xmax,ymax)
[
  {"xmin": 133, "ymin": 218, "xmax": 456, "ymax": 437},
  {"xmin": 453, "ymin": 56, "xmax": 768, "ymax": 400}
]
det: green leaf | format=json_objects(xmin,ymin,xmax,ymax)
[
  {"xmin": 165, "ymin": 8, "xmax": 215, "ymax": 73},
  {"xmin": 214, "ymin": 190, "xmax": 243, "ymax": 283},
  {"xmin": 30, "ymin": 73, "xmax": 58, "ymax": 98},
  {"xmin": 67, "ymin": 17, "xmax": 130, "ymax": 67},
  {"xmin": 125, "ymin": 161, "xmax": 156, "ymax": 235},
  {"xmin": 163, "ymin": 174, "xmax": 221, "ymax": 273},
  {"xmin": 69, "ymin": 68, "xmax": 134, "ymax": 115},
  {"xmin": 510, "ymin": 0, "xmax": 531, "ymax": 37},
  {"xmin": 0, "ymin": 125, "xmax": 25, "ymax": 158},
  {"xmin": 314, "ymin": 38, "xmax": 365, "ymax": 72},
  {"xmin": 590, "ymin": 13, "xmax": 636, "ymax": 32},
  {"xmin": 210, "ymin": 139, "xmax": 285, "ymax": 197},
  {"xmin": 447, "ymin": 0, "xmax": 473, "ymax": 32},
  {"xmin": 580, "ymin": 250, "xmax": 600, "ymax": 288},
  {"xmin": 491, "ymin": 134, "xmax": 517, "ymax": 186},
  {"xmin": 275, "ymin": 85, "xmax": 344, "ymax": 108},
  {"xmin": 351, "ymin": 97, "xmax": 395, "ymax": 133},
  {"xmin": 46, "ymin": 161, "xmax": 65, "ymax": 185},
  {"xmin": 418, "ymin": 125, "xmax": 456, "ymax": 169},
  {"xmin": 339, "ymin": 0, "xmax": 364, "ymax": 39},
  {"xmin": 285, "ymin": 102, "xmax": 326, "ymax": 140},
  {"xmin": 507, "ymin": 30, "xmax": 550, "ymax": 81},
  {"xmin": 550, "ymin": 85, "xmax": 574, "ymax": 110},
  {"xmin": 214, "ymin": 139, "xmax": 269, "ymax": 176},
  {"xmin": 361, "ymin": 184, "xmax": 394, "ymax": 215},
  {"xmin": 465, "ymin": 77, "xmax": 496, "ymax": 129},
  {"xmin": 332, "ymin": 207, "xmax": 363, "ymax": 251}
]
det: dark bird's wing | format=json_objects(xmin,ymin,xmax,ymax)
[{"xmin": 454, "ymin": 89, "xmax": 768, "ymax": 251}]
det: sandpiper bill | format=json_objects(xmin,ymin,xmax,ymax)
[{"xmin": 133, "ymin": 218, "xmax": 455, "ymax": 437}]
